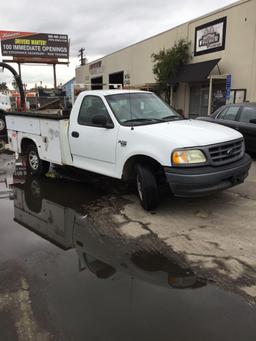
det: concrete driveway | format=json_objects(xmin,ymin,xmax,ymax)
[
  {"xmin": 1, "ymin": 152, "xmax": 255, "ymax": 304},
  {"xmin": 110, "ymin": 159, "xmax": 256, "ymax": 303}
]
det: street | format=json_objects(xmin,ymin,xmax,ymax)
[{"xmin": 0, "ymin": 152, "xmax": 256, "ymax": 340}]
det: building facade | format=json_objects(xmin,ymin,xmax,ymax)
[
  {"xmin": 62, "ymin": 77, "xmax": 75, "ymax": 106},
  {"xmin": 75, "ymin": 0, "xmax": 256, "ymax": 117}
]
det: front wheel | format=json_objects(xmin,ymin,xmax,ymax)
[
  {"xmin": 135, "ymin": 164, "xmax": 159, "ymax": 211},
  {"xmin": 26, "ymin": 143, "xmax": 49, "ymax": 176}
]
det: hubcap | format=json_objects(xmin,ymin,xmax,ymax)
[
  {"xmin": 137, "ymin": 174, "xmax": 143, "ymax": 201},
  {"xmin": 29, "ymin": 150, "xmax": 39, "ymax": 170}
]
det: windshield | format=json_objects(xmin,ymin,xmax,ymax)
[{"xmin": 105, "ymin": 92, "xmax": 182, "ymax": 126}]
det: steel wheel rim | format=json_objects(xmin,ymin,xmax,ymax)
[{"xmin": 29, "ymin": 150, "xmax": 39, "ymax": 170}]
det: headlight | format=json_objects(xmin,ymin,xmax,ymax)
[{"xmin": 172, "ymin": 149, "xmax": 206, "ymax": 165}]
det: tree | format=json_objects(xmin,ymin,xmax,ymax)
[{"xmin": 152, "ymin": 39, "xmax": 190, "ymax": 104}]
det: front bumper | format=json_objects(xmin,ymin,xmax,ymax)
[{"xmin": 164, "ymin": 154, "xmax": 252, "ymax": 197}]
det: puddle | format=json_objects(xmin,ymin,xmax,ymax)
[{"xmin": 0, "ymin": 153, "xmax": 256, "ymax": 341}]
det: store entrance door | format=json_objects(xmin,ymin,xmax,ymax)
[
  {"xmin": 189, "ymin": 82, "xmax": 226, "ymax": 118},
  {"xmin": 189, "ymin": 86, "xmax": 209, "ymax": 118},
  {"xmin": 212, "ymin": 84, "xmax": 226, "ymax": 113}
]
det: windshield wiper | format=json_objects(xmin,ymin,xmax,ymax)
[
  {"xmin": 162, "ymin": 115, "xmax": 183, "ymax": 121},
  {"xmin": 123, "ymin": 118, "xmax": 164, "ymax": 124}
]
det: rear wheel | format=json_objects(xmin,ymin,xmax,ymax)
[
  {"xmin": 24, "ymin": 177, "xmax": 43, "ymax": 213},
  {"xmin": 26, "ymin": 143, "xmax": 49, "ymax": 176},
  {"xmin": 135, "ymin": 163, "xmax": 159, "ymax": 211},
  {"xmin": 0, "ymin": 139, "xmax": 5, "ymax": 151},
  {"xmin": 0, "ymin": 113, "xmax": 7, "ymax": 136}
]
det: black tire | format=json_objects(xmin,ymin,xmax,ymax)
[
  {"xmin": 26, "ymin": 143, "xmax": 49, "ymax": 176},
  {"xmin": 0, "ymin": 112, "xmax": 7, "ymax": 136},
  {"xmin": 0, "ymin": 139, "xmax": 5, "ymax": 152},
  {"xmin": 24, "ymin": 177, "xmax": 43, "ymax": 213},
  {"xmin": 135, "ymin": 163, "xmax": 159, "ymax": 210}
]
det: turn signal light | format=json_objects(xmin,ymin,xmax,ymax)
[{"xmin": 172, "ymin": 149, "xmax": 206, "ymax": 165}]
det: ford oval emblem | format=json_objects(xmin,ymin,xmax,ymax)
[{"xmin": 226, "ymin": 147, "xmax": 234, "ymax": 155}]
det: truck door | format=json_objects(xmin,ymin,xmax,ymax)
[{"xmin": 69, "ymin": 95, "xmax": 119, "ymax": 177}]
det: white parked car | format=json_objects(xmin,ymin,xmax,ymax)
[{"xmin": 5, "ymin": 90, "xmax": 251, "ymax": 210}]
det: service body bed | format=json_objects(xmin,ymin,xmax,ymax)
[{"xmin": 6, "ymin": 112, "xmax": 72, "ymax": 165}]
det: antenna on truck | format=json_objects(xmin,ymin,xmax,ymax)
[{"xmin": 128, "ymin": 87, "xmax": 134, "ymax": 131}]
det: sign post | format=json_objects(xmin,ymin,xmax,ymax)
[{"xmin": 226, "ymin": 74, "xmax": 232, "ymax": 103}]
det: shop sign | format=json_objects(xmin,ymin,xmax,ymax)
[
  {"xmin": 194, "ymin": 17, "xmax": 227, "ymax": 56},
  {"xmin": 0, "ymin": 30, "xmax": 69, "ymax": 59}
]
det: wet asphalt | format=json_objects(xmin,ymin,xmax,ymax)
[{"xmin": 0, "ymin": 152, "xmax": 256, "ymax": 341}]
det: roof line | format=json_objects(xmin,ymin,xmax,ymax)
[
  {"xmin": 62, "ymin": 77, "xmax": 75, "ymax": 86},
  {"xmin": 77, "ymin": 0, "xmax": 249, "ymax": 68}
]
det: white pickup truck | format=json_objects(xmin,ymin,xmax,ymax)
[{"xmin": 5, "ymin": 90, "xmax": 251, "ymax": 210}]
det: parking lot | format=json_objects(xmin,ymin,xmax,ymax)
[{"xmin": 0, "ymin": 152, "xmax": 256, "ymax": 340}]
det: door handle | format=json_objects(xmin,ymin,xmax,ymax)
[{"xmin": 71, "ymin": 131, "xmax": 79, "ymax": 138}]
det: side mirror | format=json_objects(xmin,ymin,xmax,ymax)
[
  {"xmin": 249, "ymin": 119, "xmax": 256, "ymax": 124},
  {"xmin": 92, "ymin": 114, "xmax": 114, "ymax": 129}
]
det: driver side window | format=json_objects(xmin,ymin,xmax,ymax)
[
  {"xmin": 239, "ymin": 106, "xmax": 256, "ymax": 123},
  {"xmin": 78, "ymin": 95, "xmax": 112, "ymax": 126}
]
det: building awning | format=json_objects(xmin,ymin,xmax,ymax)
[{"xmin": 170, "ymin": 58, "xmax": 221, "ymax": 84}]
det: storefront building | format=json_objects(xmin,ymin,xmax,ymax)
[
  {"xmin": 75, "ymin": 0, "xmax": 256, "ymax": 117},
  {"xmin": 62, "ymin": 77, "xmax": 75, "ymax": 106}
]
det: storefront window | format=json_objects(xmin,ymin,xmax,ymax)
[{"xmin": 189, "ymin": 86, "xmax": 209, "ymax": 118}]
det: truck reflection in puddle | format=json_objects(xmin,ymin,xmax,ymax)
[{"xmin": 12, "ymin": 175, "xmax": 206, "ymax": 290}]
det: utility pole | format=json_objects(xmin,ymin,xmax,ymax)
[
  {"xmin": 53, "ymin": 64, "xmax": 57, "ymax": 89},
  {"xmin": 78, "ymin": 48, "xmax": 86, "ymax": 66}
]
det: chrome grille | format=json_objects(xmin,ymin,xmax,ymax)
[{"xmin": 208, "ymin": 139, "xmax": 244, "ymax": 166}]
